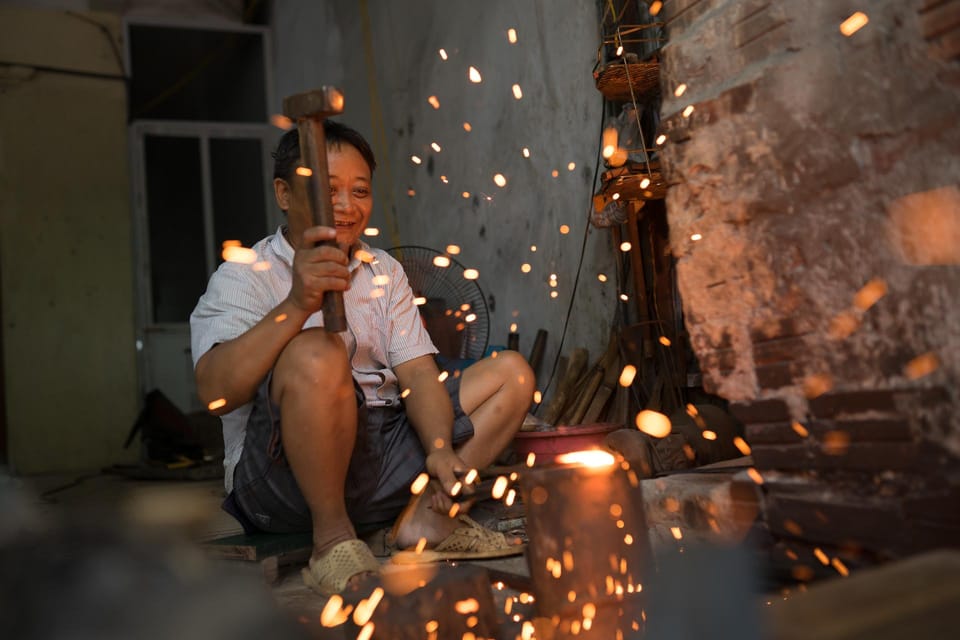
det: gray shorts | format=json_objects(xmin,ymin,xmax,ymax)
[{"xmin": 227, "ymin": 372, "xmax": 475, "ymax": 533}]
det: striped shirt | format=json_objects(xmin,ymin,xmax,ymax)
[{"xmin": 190, "ymin": 226, "xmax": 437, "ymax": 491}]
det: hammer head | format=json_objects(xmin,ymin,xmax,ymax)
[{"xmin": 282, "ymin": 86, "xmax": 345, "ymax": 120}]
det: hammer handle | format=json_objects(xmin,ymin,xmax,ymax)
[{"xmin": 297, "ymin": 119, "xmax": 347, "ymax": 333}]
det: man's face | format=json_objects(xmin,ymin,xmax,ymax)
[{"xmin": 281, "ymin": 142, "xmax": 373, "ymax": 252}]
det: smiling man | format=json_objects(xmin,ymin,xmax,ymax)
[{"xmin": 190, "ymin": 121, "xmax": 532, "ymax": 595}]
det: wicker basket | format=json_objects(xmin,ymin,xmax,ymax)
[{"xmin": 594, "ymin": 60, "xmax": 661, "ymax": 103}]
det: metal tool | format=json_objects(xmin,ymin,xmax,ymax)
[{"xmin": 282, "ymin": 86, "xmax": 348, "ymax": 333}]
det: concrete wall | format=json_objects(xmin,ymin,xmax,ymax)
[
  {"xmin": 272, "ymin": 0, "xmax": 615, "ymax": 391},
  {"xmin": 0, "ymin": 6, "xmax": 138, "ymax": 472}
]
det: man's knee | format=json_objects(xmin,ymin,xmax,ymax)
[
  {"xmin": 273, "ymin": 329, "xmax": 352, "ymax": 401},
  {"xmin": 493, "ymin": 350, "xmax": 536, "ymax": 396}
]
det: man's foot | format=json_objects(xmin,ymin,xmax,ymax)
[{"xmin": 301, "ymin": 539, "xmax": 380, "ymax": 595}]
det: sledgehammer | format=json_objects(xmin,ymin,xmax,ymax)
[{"xmin": 282, "ymin": 86, "xmax": 348, "ymax": 333}]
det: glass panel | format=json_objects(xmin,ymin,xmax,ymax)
[
  {"xmin": 129, "ymin": 26, "xmax": 266, "ymax": 122},
  {"xmin": 210, "ymin": 138, "xmax": 268, "ymax": 256},
  {"xmin": 144, "ymin": 135, "xmax": 207, "ymax": 323}
]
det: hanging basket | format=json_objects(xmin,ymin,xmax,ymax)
[{"xmin": 594, "ymin": 60, "xmax": 661, "ymax": 103}]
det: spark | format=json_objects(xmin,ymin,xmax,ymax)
[
  {"xmin": 649, "ymin": 0, "xmax": 662, "ymax": 16},
  {"xmin": 463, "ymin": 268, "xmax": 479, "ymax": 280},
  {"xmin": 702, "ymin": 430, "xmax": 718, "ymax": 440},
  {"xmin": 270, "ymin": 114, "xmax": 293, "ymax": 130},
  {"xmin": 831, "ymin": 557, "xmax": 850, "ymax": 577},
  {"xmin": 446, "ymin": 244, "xmax": 461, "ymax": 255},
  {"xmin": 363, "ymin": 227, "xmax": 380, "ymax": 236},
  {"xmin": 733, "ymin": 436, "xmax": 752, "ymax": 455},
  {"xmin": 207, "ymin": 398, "xmax": 227, "ymax": 411},
  {"xmin": 427, "ymin": 95, "xmax": 440, "ymax": 109},
  {"xmin": 320, "ymin": 595, "xmax": 348, "ymax": 627},
  {"xmin": 510, "ymin": 323, "xmax": 518, "ymax": 332},
  {"xmin": 431, "ymin": 142, "xmax": 442, "ymax": 152},
  {"xmin": 791, "ymin": 421, "xmax": 810, "ymax": 437},
  {"xmin": 670, "ymin": 527, "xmax": 683, "ymax": 540},
  {"xmin": 493, "ymin": 173, "xmax": 507, "ymax": 187},
  {"xmin": 522, "ymin": 147, "xmax": 530, "ymax": 158},
  {"xmin": 619, "ymin": 365, "xmax": 637, "ymax": 387},
  {"xmin": 840, "ymin": 11, "xmax": 869, "ymax": 36},
  {"xmin": 447, "ymin": 502, "xmax": 460, "ymax": 518},
  {"xmin": 512, "ymin": 84, "xmax": 523, "ymax": 99},
  {"xmin": 356, "ymin": 622, "xmax": 374, "ymax": 640},
  {"xmin": 274, "ymin": 313, "xmax": 287, "ymax": 323},
  {"xmin": 905, "ymin": 352, "xmax": 940, "ymax": 379},
  {"xmin": 635, "ymin": 409, "xmax": 671, "ymax": 437},
  {"xmin": 656, "ymin": 134, "xmax": 667, "ymax": 145},
  {"xmin": 520, "ymin": 263, "xmax": 532, "ymax": 273},
  {"xmin": 439, "ymin": 175, "xmax": 449, "ymax": 184},
  {"xmin": 616, "ymin": 45, "xmax": 624, "ymax": 57},
  {"xmin": 401, "ymin": 388, "xmax": 412, "ymax": 398},
  {"xmin": 438, "ymin": 371, "xmax": 449, "ymax": 382},
  {"xmin": 526, "ymin": 452, "xmax": 536, "ymax": 466},
  {"xmin": 682, "ymin": 105, "xmax": 695, "ymax": 118},
  {"xmin": 813, "ymin": 548, "xmax": 830, "ymax": 565},
  {"xmin": 353, "ymin": 587, "xmax": 384, "ymax": 625},
  {"xmin": 468, "ymin": 66, "xmax": 482, "ymax": 83},
  {"xmin": 370, "ymin": 288, "xmax": 385, "ymax": 299},
  {"xmin": 612, "ymin": 192, "xmax": 621, "ymax": 200},
  {"xmin": 617, "ymin": 242, "xmax": 631, "ymax": 253},
  {"xmin": 426, "ymin": 621, "xmax": 439, "ymax": 633},
  {"xmin": 223, "ymin": 245, "xmax": 257, "ymax": 264},
  {"xmin": 550, "ymin": 291, "xmax": 559, "ymax": 299},
  {"xmin": 598, "ymin": 273, "xmax": 608, "ymax": 282},
  {"xmin": 530, "ymin": 245, "xmax": 537, "ymax": 252},
  {"xmin": 560, "ymin": 224, "xmax": 570, "ymax": 234},
  {"xmin": 295, "ymin": 166, "xmax": 312, "ymax": 177},
  {"xmin": 465, "ymin": 313, "xmax": 477, "ymax": 322},
  {"xmin": 410, "ymin": 473, "xmax": 429, "ymax": 494},
  {"xmin": 505, "ymin": 488, "xmax": 517, "ymax": 506},
  {"xmin": 413, "ymin": 296, "xmax": 426, "ymax": 305},
  {"xmin": 551, "ymin": 169, "xmax": 560, "ymax": 178},
  {"xmin": 434, "ymin": 438, "xmax": 445, "ymax": 448},
  {"xmin": 455, "ymin": 598, "xmax": 480, "ymax": 615},
  {"xmin": 355, "ymin": 249, "xmax": 375, "ymax": 262},
  {"xmin": 674, "ymin": 83, "xmax": 687, "ymax": 97},
  {"xmin": 372, "ymin": 275, "xmax": 390, "ymax": 286},
  {"xmin": 556, "ymin": 450, "xmax": 615, "ymax": 467},
  {"xmin": 853, "ymin": 278, "xmax": 887, "ymax": 310},
  {"xmin": 407, "ymin": 188, "xmax": 416, "ymax": 197},
  {"xmin": 492, "ymin": 476, "xmax": 509, "ymax": 499},
  {"xmin": 659, "ymin": 336, "xmax": 672, "ymax": 346},
  {"xmin": 433, "ymin": 255, "xmax": 451, "ymax": 267},
  {"xmin": 416, "ymin": 537, "xmax": 428, "ymax": 553},
  {"xmin": 609, "ymin": 504, "xmax": 623, "ymax": 517},
  {"xmin": 438, "ymin": 48, "xmax": 448, "ymax": 60},
  {"xmin": 640, "ymin": 177, "xmax": 650, "ymax": 189},
  {"xmin": 620, "ymin": 294, "xmax": 629, "ymax": 301},
  {"xmin": 533, "ymin": 390, "xmax": 542, "ymax": 403},
  {"xmin": 603, "ymin": 126, "xmax": 618, "ymax": 158},
  {"xmin": 624, "ymin": 534, "xmax": 634, "ymax": 545},
  {"xmin": 691, "ymin": 233, "xmax": 703, "ymax": 241},
  {"xmin": 411, "ymin": 155, "xmax": 422, "ymax": 165},
  {"xmin": 463, "ymin": 121, "xmax": 472, "ymax": 131},
  {"xmin": 747, "ymin": 468, "xmax": 765, "ymax": 485},
  {"xmin": 568, "ymin": 161, "xmax": 576, "ymax": 171},
  {"xmin": 461, "ymin": 191, "xmax": 470, "ymax": 198}
]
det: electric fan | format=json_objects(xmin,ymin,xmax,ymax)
[{"xmin": 386, "ymin": 245, "xmax": 489, "ymax": 361}]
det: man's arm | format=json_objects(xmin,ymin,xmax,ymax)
[
  {"xmin": 195, "ymin": 226, "xmax": 350, "ymax": 415},
  {"xmin": 394, "ymin": 354, "xmax": 467, "ymax": 495}
]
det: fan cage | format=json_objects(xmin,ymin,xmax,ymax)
[{"xmin": 386, "ymin": 245, "xmax": 490, "ymax": 361}]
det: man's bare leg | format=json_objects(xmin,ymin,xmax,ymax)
[
  {"xmin": 393, "ymin": 351, "xmax": 535, "ymax": 548},
  {"xmin": 272, "ymin": 328, "xmax": 358, "ymax": 560}
]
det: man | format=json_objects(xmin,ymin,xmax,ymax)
[{"xmin": 191, "ymin": 121, "xmax": 533, "ymax": 595}]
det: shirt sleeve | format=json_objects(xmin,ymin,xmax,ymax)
[
  {"xmin": 190, "ymin": 263, "xmax": 273, "ymax": 368},
  {"xmin": 385, "ymin": 256, "xmax": 438, "ymax": 367}
]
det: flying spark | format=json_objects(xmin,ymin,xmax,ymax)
[
  {"xmin": 446, "ymin": 244, "xmax": 461, "ymax": 255},
  {"xmin": 656, "ymin": 134, "xmax": 667, "ymax": 145},
  {"xmin": 413, "ymin": 296, "xmax": 426, "ymax": 305},
  {"xmin": 464, "ymin": 268, "xmax": 479, "ymax": 280},
  {"xmin": 559, "ymin": 224, "xmax": 570, "ymax": 234},
  {"xmin": 612, "ymin": 193, "xmax": 621, "ymax": 200},
  {"xmin": 493, "ymin": 173, "xmax": 507, "ymax": 187},
  {"xmin": 682, "ymin": 105, "xmax": 695, "ymax": 118},
  {"xmin": 512, "ymin": 84, "xmax": 523, "ymax": 99},
  {"xmin": 691, "ymin": 233, "xmax": 703, "ymax": 241},
  {"xmin": 659, "ymin": 336, "xmax": 671, "ymax": 346},
  {"xmin": 461, "ymin": 191, "xmax": 470, "ymax": 198},
  {"xmin": 433, "ymin": 256, "xmax": 451, "ymax": 268},
  {"xmin": 568, "ymin": 162, "xmax": 576, "ymax": 171},
  {"xmin": 411, "ymin": 155, "xmax": 422, "ymax": 165},
  {"xmin": 521, "ymin": 263, "xmax": 532, "ymax": 273},
  {"xmin": 904, "ymin": 352, "xmax": 940, "ymax": 380},
  {"xmin": 507, "ymin": 28, "xmax": 518, "ymax": 43},
  {"xmin": 674, "ymin": 83, "xmax": 687, "ymax": 97},
  {"xmin": 270, "ymin": 114, "xmax": 293, "ymax": 130},
  {"xmin": 427, "ymin": 95, "xmax": 440, "ymax": 109},
  {"xmin": 431, "ymin": 142, "xmax": 442, "ymax": 152},
  {"xmin": 207, "ymin": 398, "xmax": 227, "ymax": 411},
  {"xmin": 438, "ymin": 48, "xmax": 448, "ymax": 60},
  {"xmin": 410, "ymin": 473, "xmax": 429, "ymax": 495},
  {"xmin": 533, "ymin": 390, "xmax": 542, "ymax": 403},
  {"xmin": 463, "ymin": 122, "xmax": 472, "ymax": 131},
  {"xmin": 597, "ymin": 273, "xmax": 607, "ymax": 282},
  {"xmin": 635, "ymin": 409, "xmax": 671, "ymax": 437},
  {"xmin": 840, "ymin": 12, "xmax": 869, "ymax": 36},
  {"xmin": 468, "ymin": 66, "xmax": 482, "ymax": 83},
  {"xmin": 438, "ymin": 371, "xmax": 449, "ymax": 382},
  {"xmin": 522, "ymin": 147, "xmax": 530, "ymax": 158},
  {"xmin": 363, "ymin": 227, "xmax": 380, "ymax": 236},
  {"xmin": 551, "ymin": 169, "xmax": 559, "ymax": 178},
  {"xmin": 649, "ymin": 1, "xmax": 662, "ymax": 16}
]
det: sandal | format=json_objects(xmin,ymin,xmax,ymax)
[
  {"xmin": 391, "ymin": 515, "xmax": 525, "ymax": 565},
  {"xmin": 301, "ymin": 539, "xmax": 380, "ymax": 595}
]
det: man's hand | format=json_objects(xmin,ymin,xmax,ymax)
[
  {"xmin": 288, "ymin": 226, "xmax": 351, "ymax": 313},
  {"xmin": 425, "ymin": 448, "xmax": 472, "ymax": 513}
]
